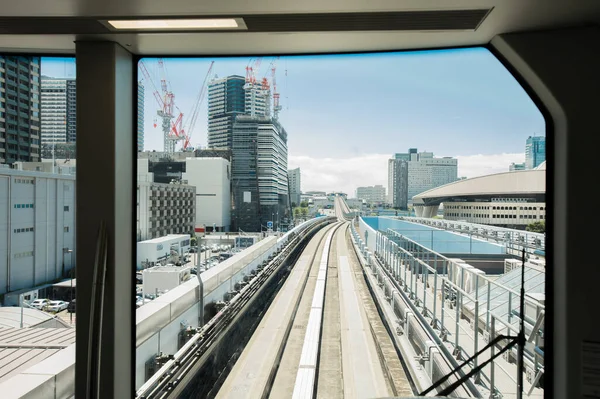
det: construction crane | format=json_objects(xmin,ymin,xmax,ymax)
[
  {"xmin": 139, "ymin": 59, "xmax": 183, "ymax": 153},
  {"xmin": 172, "ymin": 61, "xmax": 215, "ymax": 150},
  {"xmin": 269, "ymin": 57, "xmax": 282, "ymax": 119}
]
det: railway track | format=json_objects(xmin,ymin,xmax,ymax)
[{"xmin": 135, "ymin": 218, "xmax": 333, "ymax": 399}]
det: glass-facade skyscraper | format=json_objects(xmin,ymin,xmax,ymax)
[
  {"xmin": 207, "ymin": 75, "xmax": 246, "ymax": 149},
  {"xmin": 231, "ymin": 115, "xmax": 289, "ymax": 232},
  {"xmin": 525, "ymin": 136, "xmax": 546, "ymax": 169}
]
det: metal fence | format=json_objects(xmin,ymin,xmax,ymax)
[{"xmin": 357, "ymin": 224, "xmax": 545, "ymax": 398}]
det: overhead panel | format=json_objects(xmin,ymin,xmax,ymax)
[{"xmin": 0, "ymin": 9, "xmax": 492, "ymax": 35}]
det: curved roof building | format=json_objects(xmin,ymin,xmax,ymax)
[{"xmin": 412, "ymin": 168, "xmax": 546, "ymax": 228}]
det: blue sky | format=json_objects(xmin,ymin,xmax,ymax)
[{"xmin": 42, "ymin": 48, "xmax": 545, "ymax": 195}]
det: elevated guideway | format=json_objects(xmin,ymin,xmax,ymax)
[{"xmin": 217, "ymin": 220, "xmax": 413, "ymax": 399}]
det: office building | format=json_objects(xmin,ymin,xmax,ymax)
[
  {"xmin": 231, "ymin": 115, "xmax": 289, "ymax": 232},
  {"xmin": 356, "ymin": 185, "xmax": 386, "ymax": 203},
  {"xmin": 0, "ymin": 56, "xmax": 42, "ymax": 165},
  {"xmin": 137, "ymin": 159, "xmax": 196, "ymax": 241},
  {"xmin": 207, "ymin": 75, "xmax": 246, "ymax": 149},
  {"xmin": 0, "ymin": 165, "xmax": 76, "ymax": 295},
  {"xmin": 391, "ymin": 149, "xmax": 458, "ymax": 201},
  {"xmin": 138, "ymin": 81, "xmax": 144, "ymax": 152},
  {"xmin": 40, "ymin": 76, "xmax": 76, "ymax": 145},
  {"xmin": 387, "ymin": 160, "xmax": 409, "ymax": 209},
  {"xmin": 183, "ymin": 157, "xmax": 231, "ymax": 232},
  {"xmin": 525, "ymin": 136, "xmax": 546, "ymax": 169},
  {"xmin": 509, "ymin": 162, "xmax": 526, "ymax": 171},
  {"xmin": 66, "ymin": 79, "xmax": 76, "ymax": 142},
  {"xmin": 288, "ymin": 168, "xmax": 301, "ymax": 206}
]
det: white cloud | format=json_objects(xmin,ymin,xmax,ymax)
[
  {"xmin": 455, "ymin": 153, "xmax": 525, "ymax": 178},
  {"xmin": 289, "ymin": 152, "xmax": 526, "ymax": 197}
]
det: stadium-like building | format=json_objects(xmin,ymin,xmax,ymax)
[{"xmin": 413, "ymin": 162, "xmax": 546, "ymax": 229}]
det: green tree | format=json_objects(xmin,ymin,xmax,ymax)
[
  {"xmin": 291, "ymin": 202, "xmax": 297, "ymax": 208},
  {"xmin": 190, "ymin": 236, "xmax": 197, "ymax": 246},
  {"xmin": 526, "ymin": 221, "xmax": 545, "ymax": 233},
  {"xmin": 300, "ymin": 201, "xmax": 308, "ymax": 208}
]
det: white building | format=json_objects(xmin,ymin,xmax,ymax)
[
  {"xmin": 137, "ymin": 159, "xmax": 196, "ymax": 242},
  {"xmin": 244, "ymin": 80, "xmax": 271, "ymax": 118},
  {"xmin": 288, "ymin": 168, "xmax": 301, "ymax": 206},
  {"xmin": 356, "ymin": 185, "xmax": 386, "ymax": 204},
  {"xmin": 0, "ymin": 166, "xmax": 76, "ymax": 295},
  {"xmin": 407, "ymin": 152, "xmax": 458, "ymax": 200},
  {"xmin": 182, "ymin": 157, "xmax": 231, "ymax": 232},
  {"xmin": 142, "ymin": 265, "xmax": 194, "ymax": 295},
  {"xmin": 136, "ymin": 234, "xmax": 191, "ymax": 269},
  {"xmin": 41, "ymin": 77, "xmax": 76, "ymax": 145}
]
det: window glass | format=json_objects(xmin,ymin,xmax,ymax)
[
  {"xmin": 0, "ymin": 55, "xmax": 76, "ymax": 395},
  {"xmin": 135, "ymin": 49, "xmax": 545, "ymax": 398}
]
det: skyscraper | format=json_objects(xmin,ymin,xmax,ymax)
[
  {"xmin": 388, "ymin": 160, "xmax": 409, "ymax": 209},
  {"xmin": 207, "ymin": 75, "xmax": 246, "ymax": 149},
  {"xmin": 288, "ymin": 168, "xmax": 301, "ymax": 206},
  {"xmin": 138, "ymin": 81, "xmax": 145, "ymax": 152},
  {"xmin": 231, "ymin": 115, "xmax": 289, "ymax": 232},
  {"xmin": 41, "ymin": 77, "xmax": 77, "ymax": 145},
  {"xmin": 0, "ymin": 56, "xmax": 41, "ymax": 164},
  {"xmin": 525, "ymin": 136, "xmax": 546, "ymax": 169}
]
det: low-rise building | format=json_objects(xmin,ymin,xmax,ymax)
[
  {"xmin": 136, "ymin": 234, "xmax": 191, "ymax": 269},
  {"xmin": 356, "ymin": 185, "xmax": 386, "ymax": 204}
]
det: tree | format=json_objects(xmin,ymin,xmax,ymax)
[
  {"xmin": 526, "ymin": 221, "xmax": 545, "ymax": 233},
  {"xmin": 300, "ymin": 201, "xmax": 308, "ymax": 208},
  {"xmin": 291, "ymin": 202, "xmax": 297, "ymax": 208},
  {"xmin": 190, "ymin": 236, "xmax": 198, "ymax": 246}
]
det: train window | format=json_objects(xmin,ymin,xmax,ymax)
[
  {"xmin": 134, "ymin": 48, "xmax": 545, "ymax": 397},
  {"xmin": 0, "ymin": 56, "xmax": 77, "ymax": 393}
]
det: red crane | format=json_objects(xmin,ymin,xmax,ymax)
[
  {"xmin": 169, "ymin": 61, "xmax": 214, "ymax": 150},
  {"xmin": 139, "ymin": 59, "xmax": 183, "ymax": 152}
]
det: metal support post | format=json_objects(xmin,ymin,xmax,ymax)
[
  {"xmin": 455, "ymin": 290, "xmax": 461, "ymax": 354},
  {"xmin": 486, "ymin": 283, "xmax": 491, "ymax": 330},
  {"xmin": 490, "ymin": 316, "xmax": 496, "ymax": 398},
  {"xmin": 423, "ymin": 264, "xmax": 428, "ymax": 316},
  {"xmin": 441, "ymin": 279, "xmax": 446, "ymax": 340}
]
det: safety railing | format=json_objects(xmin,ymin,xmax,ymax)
[{"xmin": 372, "ymin": 227, "xmax": 545, "ymax": 398}]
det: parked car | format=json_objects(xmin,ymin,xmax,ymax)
[
  {"xmin": 68, "ymin": 299, "xmax": 76, "ymax": 313},
  {"xmin": 30, "ymin": 299, "xmax": 49, "ymax": 310},
  {"xmin": 46, "ymin": 300, "xmax": 69, "ymax": 312}
]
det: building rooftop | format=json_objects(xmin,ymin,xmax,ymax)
[
  {"xmin": 143, "ymin": 265, "xmax": 193, "ymax": 274},
  {"xmin": 138, "ymin": 234, "xmax": 190, "ymax": 244},
  {"xmin": 0, "ymin": 327, "xmax": 75, "ymax": 384},
  {"xmin": 0, "ymin": 308, "xmax": 67, "ymax": 329}
]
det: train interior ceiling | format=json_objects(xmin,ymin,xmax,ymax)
[{"xmin": 1, "ymin": 0, "xmax": 599, "ymax": 398}]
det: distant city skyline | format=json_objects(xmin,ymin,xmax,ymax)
[{"xmin": 42, "ymin": 49, "xmax": 545, "ymax": 195}]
